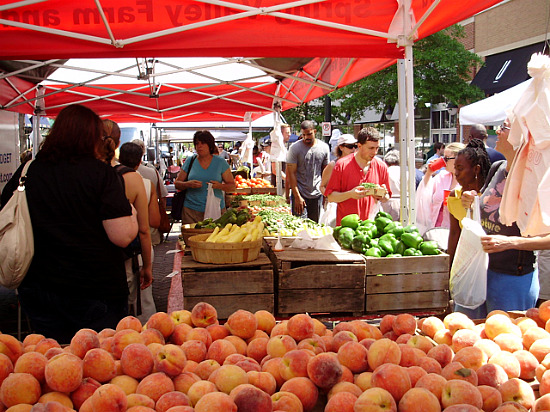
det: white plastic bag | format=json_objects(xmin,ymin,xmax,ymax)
[
  {"xmin": 204, "ymin": 183, "xmax": 221, "ymax": 220},
  {"xmin": 449, "ymin": 196, "xmax": 488, "ymax": 309},
  {"xmin": 319, "ymin": 202, "xmax": 337, "ymax": 228}
]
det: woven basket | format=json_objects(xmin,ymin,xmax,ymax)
[
  {"xmin": 186, "ymin": 233, "xmax": 262, "ymax": 264},
  {"xmin": 181, "ymin": 224, "xmax": 214, "ymax": 245}
]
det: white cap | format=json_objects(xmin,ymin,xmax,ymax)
[{"xmin": 337, "ymin": 134, "xmax": 357, "ymax": 146}]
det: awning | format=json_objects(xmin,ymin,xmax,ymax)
[{"xmin": 471, "ymin": 42, "xmax": 546, "ymax": 95}]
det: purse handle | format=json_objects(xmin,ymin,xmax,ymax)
[{"xmin": 18, "ymin": 160, "xmax": 33, "ymax": 191}]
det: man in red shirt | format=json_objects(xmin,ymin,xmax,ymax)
[{"xmin": 325, "ymin": 127, "xmax": 391, "ymax": 225}]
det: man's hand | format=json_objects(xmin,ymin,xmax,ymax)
[
  {"xmin": 140, "ymin": 267, "xmax": 153, "ymax": 289},
  {"xmin": 294, "ymin": 194, "xmax": 306, "ymax": 215},
  {"xmin": 480, "ymin": 235, "xmax": 513, "ymax": 253},
  {"xmin": 373, "ymin": 184, "xmax": 389, "ymax": 203},
  {"xmin": 349, "ymin": 186, "xmax": 368, "ymax": 199}
]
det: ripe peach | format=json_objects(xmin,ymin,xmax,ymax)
[
  {"xmin": 417, "ymin": 355, "xmax": 443, "ymax": 374},
  {"xmin": 187, "ymin": 379, "xmax": 218, "ymax": 406},
  {"xmin": 14, "ymin": 351, "xmax": 47, "ymax": 383},
  {"xmin": 190, "ymin": 302, "xmax": 218, "ymax": 328},
  {"xmin": 209, "ymin": 364, "xmax": 248, "ymax": 394},
  {"xmin": 380, "ymin": 315, "xmax": 396, "ymax": 334},
  {"xmin": 116, "ymin": 315, "xmax": 143, "ymax": 332},
  {"xmin": 126, "ymin": 393, "xmax": 156, "ymax": 409},
  {"xmin": 452, "ymin": 329, "xmax": 481, "ymax": 353},
  {"xmin": 351, "ymin": 320, "xmax": 383, "ymax": 340},
  {"xmin": 270, "ymin": 320, "xmax": 288, "ymax": 337},
  {"xmin": 434, "ymin": 329, "xmax": 453, "ymax": 345},
  {"xmin": 170, "ymin": 309, "xmax": 193, "ymax": 326},
  {"xmin": 156, "ymin": 391, "xmax": 191, "ymax": 412},
  {"xmin": 173, "ymin": 371, "xmax": 201, "ymax": 394},
  {"xmin": 136, "ymin": 371, "xmax": 175, "ymax": 403},
  {"xmin": 306, "ymin": 352, "xmax": 343, "ymax": 389},
  {"xmin": 206, "ymin": 324, "xmax": 230, "ymax": 342},
  {"xmin": 494, "ymin": 333, "xmax": 523, "ymax": 353},
  {"xmin": 530, "ymin": 337, "xmax": 550, "ymax": 363},
  {"xmin": 111, "ymin": 329, "xmax": 144, "ymax": 359},
  {"xmin": 266, "ymin": 334, "xmax": 297, "ymax": 358},
  {"xmin": 337, "ymin": 341, "xmax": 368, "ymax": 373},
  {"xmin": 534, "ymin": 393, "xmax": 550, "ymax": 412},
  {"xmin": 407, "ymin": 365, "xmax": 428, "ymax": 387},
  {"xmin": 354, "ymin": 371, "xmax": 373, "ymax": 391},
  {"xmin": 453, "ymin": 346, "xmax": 488, "ymax": 371},
  {"xmin": 489, "ymin": 351, "xmax": 521, "ymax": 379},
  {"xmin": 110, "ymin": 374, "xmax": 139, "ymax": 395},
  {"xmin": 253, "ymin": 310, "xmax": 276, "ymax": 335},
  {"xmin": 331, "ymin": 331, "xmax": 358, "ymax": 352},
  {"xmin": 415, "ymin": 372, "xmax": 447, "ymax": 402},
  {"xmin": 22, "ymin": 333, "xmax": 45, "ymax": 348},
  {"xmin": 187, "ymin": 327, "xmax": 212, "ymax": 349},
  {"xmin": 262, "ymin": 356, "xmax": 285, "ymax": 389},
  {"xmin": 140, "ymin": 328, "xmax": 165, "ymax": 346},
  {"xmin": 280, "ymin": 376, "xmax": 318, "ymax": 411},
  {"xmin": 82, "ymin": 347, "xmax": 117, "ymax": 383},
  {"xmin": 368, "ymin": 338, "xmax": 401, "ymax": 370},
  {"xmin": 327, "ymin": 381, "xmax": 362, "ymax": 400},
  {"xmin": 399, "ymin": 344, "xmax": 420, "ymax": 367},
  {"xmin": 44, "ymin": 352, "xmax": 83, "ymax": 393},
  {"xmin": 279, "ymin": 349, "xmax": 312, "ymax": 381},
  {"xmin": 513, "ymin": 349, "xmax": 539, "ymax": 381},
  {"xmin": 247, "ymin": 370, "xmax": 277, "ymax": 395},
  {"xmin": 223, "ymin": 335, "xmax": 246, "ymax": 355},
  {"xmin": 514, "ymin": 317, "xmax": 539, "ymax": 334},
  {"xmin": 182, "ymin": 339, "xmax": 208, "ymax": 363},
  {"xmin": 421, "ymin": 316, "xmax": 446, "ymax": 338},
  {"xmin": 230, "ymin": 384, "xmax": 272, "ymax": 412},
  {"xmin": 195, "ymin": 359, "xmax": 221, "ymax": 380},
  {"xmin": 296, "ymin": 334, "xmax": 326, "ymax": 355},
  {"xmin": 0, "ymin": 372, "xmax": 41, "ymax": 408},
  {"xmin": 398, "ymin": 387, "xmax": 441, "ymax": 412},
  {"xmin": 154, "ymin": 344, "xmax": 187, "ymax": 377},
  {"xmin": 522, "ymin": 327, "xmax": 550, "ymax": 350},
  {"xmin": 371, "ymin": 363, "xmax": 411, "ymax": 402},
  {"xmin": 207, "ymin": 339, "xmax": 237, "ymax": 365},
  {"xmin": 98, "ymin": 328, "xmax": 116, "ymax": 342},
  {"xmin": 407, "ymin": 335, "xmax": 434, "ymax": 354},
  {"xmin": 120, "ymin": 343, "xmax": 153, "ymax": 379},
  {"xmin": 498, "ymin": 378, "xmax": 535, "ymax": 411},
  {"xmin": 34, "ymin": 338, "xmax": 61, "ymax": 356},
  {"xmin": 392, "ymin": 313, "xmax": 417, "ymax": 336},
  {"xmin": 146, "ymin": 312, "xmax": 175, "ymax": 339},
  {"xmin": 493, "ymin": 401, "xmax": 529, "ymax": 411},
  {"xmin": 325, "ymin": 391, "xmax": 357, "ymax": 412},
  {"xmin": 226, "ymin": 309, "xmax": 257, "ymax": 339},
  {"xmin": 0, "ymin": 334, "xmax": 23, "ymax": 365},
  {"xmin": 478, "ymin": 384, "xmax": 503, "ymax": 412},
  {"xmin": 286, "ymin": 314, "xmax": 315, "ymax": 342},
  {"xmin": 271, "ymin": 390, "xmax": 304, "ymax": 412},
  {"xmin": 427, "ymin": 344, "xmax": 454, "ymax": 368},
  {"xmin": 441, "ymin": 379, "xmax": 483, "ymax": 409},
  {"xmin": 354, "ymin": 387, "xmax": 397, "ymax": 412},
  {"xmin": 476, "ymin": 363, "xmax": 509, "ymax": 388},
  {"xmin": 474, "ymin": 339, "xmax": 502, "ymax": 359},
  {"xmin": 169, "ymin": 323, "xmax": 192, "ymax": 346},
  {"xmin": 484, "ymin": 315, "xmax": 516, "ymax": 340},
  {"xmin": 441, "ymin": 362, "xmax": 478, "ymax": 385},
  {"xmin": 234, "ymin": 357, "xmax": 260, "ymax": 373},
  {"xmin": 540, "ymin": 301, "xmax": 550, "ymax": 323},
  {"xmin": 37, "ymin": 391, "xmax": 73, "ymax": 409},
  {"xmin": 444, "ymin": 312, "xmax": 476, "ymax": 335},
  {"xmin": 70, "ymin": 377, "xmax": 101, "ymax": 410},
  {"xmin": 90, "ymin": 383, "xmax": 127, "ymax": 412}
]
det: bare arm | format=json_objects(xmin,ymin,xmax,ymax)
[
  {"xmin": 286, "ymin": 163, "xmax": 305, "ymax": 214},
  {"xmin": 103, "ymin": 206, "xmax": 138, "ymax": 247},
  {"xmin": 320, "ymin": 162, "xmax": 335, "ymax": 196},
  {"xmin": 447, "ymin": 212, "xmax": 462, "ymax": 270},
  {"xmin": 148, "ymin": 182, "xmax": 161, "ymax": 229},
  {"xmin": 327, "ymin": 186, "xmax": 368, "ymax": 203},
  {"xmin": 481, "ymin": 233, "xmax": 550, "ymax": 253}
]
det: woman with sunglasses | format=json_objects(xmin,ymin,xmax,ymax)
[{"xmin": 415, "ymin": 142, "xmax": 465, "ymax": 234}]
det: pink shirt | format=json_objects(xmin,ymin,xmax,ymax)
[{"xmin": 325, "ymin": 154, "xmax": 391, "ymax": 225}]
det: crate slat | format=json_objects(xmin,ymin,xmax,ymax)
[
  {"xmin": 366, "ymin": 290, "xmax": 449, "ymax": 313},
  {"xmin": 184, "ymin": 294, "xmax": 274, "ymax": 319},
  {"xmin": 278, "ymin": 289, "xmax": 364, "ymax": 314},
  {"xmin": 280, "ymin": 264, "xmax": 365, "ymax": 289},
  {"xmin": 366, "ymin": 272, "xmax": 449, "ymax": 294},
  {"xmin": 183, "ymin": 269, "xmax": 274, "ymax": 295},
  {"xmin": 365, "ymin": 254, "xmax": 449, "ymax": 275}
]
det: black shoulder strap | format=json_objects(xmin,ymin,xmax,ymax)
[
  {"xmin": 185, "ymin": 155, "xmax": 197, "ymax": 180},
  {"xmin": 115, "ymin": 164, "xmax": 135, "ymax": 176},
  {"xmin": 481, "ymin": 159, "xmax": 505, "ymax": 192}
]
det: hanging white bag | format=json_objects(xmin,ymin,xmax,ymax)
[
  {"xmin": 449, "ymin": 196, "xmax": 488, "ymax": 309},
  {"xmin": 204, "ymin": 183, "xmax": 222, "ymax": 220}
]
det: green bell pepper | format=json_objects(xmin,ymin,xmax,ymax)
[
  {"xmin": 376, "ymin": 211, "xmax": 393, "ymax": 220},
  {"xmin": 379, "ymin": 238, "xmax": 394, "ymax": 255},
  {"xmin": 401, "ymin": 232, "xmax": 424, "ymax": 249},
  {"xmin": 386, "ymin": 253, "xmax": 402, "ymax": 257},
  {"xmin": 352, "ymin": 234, "xmax": 370, "ymax": 253},
  {"xmin": 404, "ymin": 247, "xmax": 422, "ymax": 256},
  {"xmin": 419, "ymin": 240, "xmax": 441, "ymax": 255},
  {"xmin": 369, "ymin": 238, "xmax": 379, "ymax": 248},
  {"xmin": 384, "ymin": 221, "xmax": 404, "ymax": 237},
  {"xmin": 360, "ymin": 219, "xmax": 376, "ymax": 227},
  {"xmin": 338, "ymin": 227, "xmax": 356, "ymax": 249},
  {"xmin": 333, "ymin": 226, "xmax": 342, "ymax": 240},
  {"xmin": 341, "ymin": 214, "xmax": 360, "ymax": 230},
  {"xmin": 403, "ymin": 224, "xmax": 419, "ymax": 234},
  {"xmin": 375, "ymin": 216, "xmax": 393, "ymax": 234},
  {"xmin": 393, "ymin": 240, "xmax": 406, "ymax": 256},
  {"xmin": 365, "ymin": 247, "xmax": 382, "ymax": 257}
]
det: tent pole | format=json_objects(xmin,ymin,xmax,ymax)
[
  {"xmin": 397, "ymin": 59, "xmax": 408, "ymax": 225},
  {"xmin": 405, "ymin": 44, "xmax": 416, "ymax": 226},
  {"xmin": 31, "ymin": 114, "xmax": 40, "ymax": 159}
]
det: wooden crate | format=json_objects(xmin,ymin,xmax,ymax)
[
  {"xmin": 365, "ymin": 254, "xmax": 450, "ymax": 314},
  {"xmin": 251, "ymin": 187, "xmax": 277, "ymax": 195},
  {"xmin": 264, "ymin": 238, "xmax": 366, "ymax": 316},
  {"xmin": 181, "ymin": 253, "xmax": 274, "ymax": 319}
]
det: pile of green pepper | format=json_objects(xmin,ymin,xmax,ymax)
[
  {"xmin": 194, "ymin": 208, "xmax": 251, "ymax": 229},
  {"xmin": 334, "ymin": 212, "xmax": 441, "ymax": 257}
]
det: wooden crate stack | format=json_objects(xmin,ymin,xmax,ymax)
[
  {"xmin": 181, "ymin": 253, "xmax": 274, "ymax": 319},
  {"xmin": 365, "ymin": 254, "xmax": 450, "ymax": 314}
]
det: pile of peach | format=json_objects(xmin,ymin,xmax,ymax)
[{"xmin": 3, "ymin": 303, "xmax": 550, "ymax": 412}]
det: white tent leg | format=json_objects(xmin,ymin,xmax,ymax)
[
  {"xmin": 31, "ymin": 115, "xmax": 40, "ymax": 159},
  {"xmin": 398, "ymin": 59, "xmax": 408, "ymax": 225},
  {"xmin": 405, "ymin": 44, "xmax": 416, "ymax": 226}
]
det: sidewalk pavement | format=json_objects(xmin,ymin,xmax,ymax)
[{"xmin": 152, "ymin": 223, "xmax": 181, "ymax": 313}]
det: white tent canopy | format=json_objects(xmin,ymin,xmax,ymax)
[
  {"xmin": 161, "ymin": 129, "xmax": 247, "ymax": 143},
  {"xmin": 459, "ymin": 79, "xmax": 532, "ymax": 126}
]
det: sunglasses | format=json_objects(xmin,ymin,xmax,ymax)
[
  {"xmin": 500, "ymin": 124, "xmax": 511, "ymax": 131},
  {"xmin": 443, "ymin": 156, "xmax": 456, "ymax": 162},
  {"xmin": 342, "ymin": 143, "xmax": 357, "ymax": 149}
]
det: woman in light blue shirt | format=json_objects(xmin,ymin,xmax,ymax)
[{"xmin": 175, "ymin": 131, "xmax": 236, "ymax": 223}]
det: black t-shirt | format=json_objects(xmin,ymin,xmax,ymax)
[{"xmin": 3, "ymin": 157, "xmax": 132, "ymax": 298}]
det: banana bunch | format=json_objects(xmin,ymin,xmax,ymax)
[{"xmin": 206, "ymin": 216, "xmax": 264, "ymax": 243}]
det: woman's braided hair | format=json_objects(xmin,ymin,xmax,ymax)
[{"xmin": 458, "ymin": 138, "xmax": 491, "ymax": 184}]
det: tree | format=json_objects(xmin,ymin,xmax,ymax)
[{"xmin": 284, "ymin": 25, "xmax": 485, "ymax": 127}]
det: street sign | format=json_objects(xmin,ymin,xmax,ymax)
[{"xmin": 321, "ymin": 122, "xmax": 331, "ymax": 137}]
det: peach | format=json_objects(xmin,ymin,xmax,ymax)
[
  {"xmin": 247, "ymin": 370, "xmax": 277, "ymax": 395},
  {"xmin": 156, "ymin": 391, "xmax": 191, "ymax": 412},
  {"xmin": 333, "ymin": 321, "xmax": 360, "ymax": 336},
  {"xmin": 530, "ymin": 338, "xmax": 550, "ymax": 362},
  {"xmin": 223, "ymin": 335, "xmax": 246, "ymax": 355},
  {"xmin": 207, "ymin": 339, "xmax": 237, "ymax": 365},
  {"xmin": 206, "ymin": 324, "xmax": 230, "ymax": 342},
  {"xmin": 231, "ymin": 384, "xmax": 272, "ymax": 412},
  {"xmin": 173, "ymin": 371, "xmax": 201, "ymax": 394},
  {"xmin": 37, "ymin": 392, "xmax": 73, "ymax": 409},
  {"xmin": 110, "ymin": 374, "xmax": 139, "ymax": 395},
  {"xmin": 380, "ymin": 315, "xmax": 396, "ymax": 335},
  {"xmin": 254, "ymin": 310, "xmax": 276, "ymax": 335},
  {"xmin": 514, "ymin": 317, "xmax": 538, "ymax": 334},
  {"xmin": 209, "ymin": 364, "xmax": 248, "ymax": 394},
  {"xmin": 0, "ymin": 372, "xmax": 41, "ymax": 407},
  {"xmin": 398, "ymin": 387, "xmax": 441, "ymax": 412},
  {"xmin": 116, "ymin": 315, "xmax": 143, "ymax": 332},
  {"xmin": 187, "ymin": 328, "xmax": 212, "ymax": 349},
  {"xmin": 280, "ymin": 376, "xmax": 318, "ymax": 411},
  {"xmin": 478, "ymin": 384, "xmax": 503, "ymax": 412},
  {"xmin": 452, "ymin": 329, "xmax": 480, "ymax": 353},
  {"xmin": 226, "ymin": 309, "xmax": 257, "ymax": 339},
  {"xmin": 522, "ymin": 327, "xmax": 550, "ymax": 350},
  {"xmin": 513, "ymin": 349, "xmax": 538, "ymax": 381},
  {"xmin": 44, "ymin": 352, "xmax": 83, "ymax": 393},
  {"xmin": 136, "ymin": 371, "xmax": 175, "ymax": 402},
  {"xmin": 170, "ymin": 309, "xmax": 193, "ymax": 326},
  {"xmin": 399, "ymin": 344, "xmax": 420, "ymax": 367},
  {"xmin": 183, "ymin": 360, "xmax": 198, "ymax": 374},
  {"xmin": 407, "ymin": 365, "xmax": 428, "ymax": 387},
  {"xmin": 321, "ymin": 334, "xmax": 334, "ymax": 352},
  {"xmin": 407, "ymin": 335, "xmax": 435, "ymax": 354},
  {"xmin": 337, "ymin": 341, "xmax": 368, "ymax": 373},
  {"xmin": 371, "ymin": 363, "xmax": 411, "ymax": 402},
  {"xmin": 392, "ymin": 313, "xmax": 417, "ymax": 336},
  {"xmin": 494, "ymin": 333, "xmax": 523, "ymax": 353},
  {"xmin": 286, "ymin": 314, "xmax": 315, "ymax": 342},
  {"xmin": 195, "ymin": 359, "xmax": 221, "ymax": 380},
  {"xmin": 325, "ymin": 391, "xmax": 357, "ymax": 412},
  {"xmin": 195, "ymin": 391, "xmax": 238, "ymax": 411},
  {"xmin": 340, "ymin": 364, "xmax": 354, "ymax": 383},
  {"xmin": 89, "ymin": 383, "xmax": 127, "ymax": 412},
  {"xmin": 526, "ymin": 307, "xmax": 546, "ymax": 327},
  {"xmin": 100, "ymin": 336, "xmax": 115, "ymax": 354},
  {"xmin": 0, "ymin": 334, "xmax": 23, "ymax": 365},
  {"xmin": 262, "ymin": 357, "xmax": 285, "ymax": 389},
  {"xmin": 234, "ymin": 357, "xmax": 260, "ymax": 373},
  {"xmin": 169, "ymin": 323, "xmax": 192, "ymax": 346},
  {"xmin": 351, "ymin": 320, "xmax": 383, "ymax": 341},
  {"xmin": 22, "ymin": 333, "xmax": 45, "ymax": 348},
  {"xmin": 155, "ymin": 344, "xmax": 187, "ymax": 377},
  {"xmin": 497, "ymin": 378, "xmax": 535, "ymax": 411},
  {"xmin": 534, "ymin": 393, "xmax": 550, "ymax": 412},
  {"xmin": 540, "ymin": 369, "xmax": 550, "ymax": 396},
  {"xmin": 441, "ymin": 379, "xmax": 483, "ymax": 409},
  {"xmin": 98, "ymin": 328, "xmax": 116, "ymax": 342},
  {"xmin": 126, "ymin": 393, "xmax": 156, "ymax": 409},
  {"xmin": 441, "ymin": 362, "xmax": 478, "ymax": 385},
  {"xmin": 140, "ymin": 328, "xmax": 165, "ymax": 346},
  {"xmin": 70, "ymin": 377, "xmax": 101, "ymax": 410},
  {"xmin": 190, "ymin": 302, "xmax": 218, "ymax": 328},
  {"xmin": 396, "ymin": 333, "xmax": 413, "ymax": 344},
  {"xmin": 484, "ymin": 315, "xmax": 516, "ymax": 340},
  {"xmin": 182, "ymin": 339, "xmax": 208, "ymax": 363},
  {"xmin": 415, "ymin": 372, "xmax": 447, "ymax": 401},
  {"xmin": 187, "ymin": 379, "xmax": 217, "ymax": 406},
  {"xmin": 247, "ymin": 332, "xmax": 269, "ymax": 346},
  {"xmin": 119, "ymin": 343, "xmax": 153, "ymax": 379},
  {"xmin": 417, "ymin": 355, "xmax": 443, "ymax": 374},
  {"xmin": 444, "ymin": 312, "xmax": 476, "ymax": 335},
  {"xmin": 367, "ymin": 338, "xmax": 401, "ymax": 370},
  {"xmin": 112, "ymin": 329, "xmax": 144, "ymax": 359},
  {"xmin": 296, "ymin": 334, "xmax": 326, "ymax": 355},
  {"xmin": 266, "ymin": 335, "xmax": 297, "ymax": 358},
  {"xmin": 270, "ymin": 320, "xmax": 288, "ymax": 337},
  {"xmin": 224, "ymin": 353, "xmax": 246, "ymax": 366},
  {"xmin": 474, "ymin": 339, "xmax": 502, "ymax": 359},
  {"xmin": 306, "ymin": 352, "xmax": 343, "ymax": 389},
  {"xmin": 279, "ymin": 349, "xmax": 312, "ymax": 381},
  {"xmin": 68, "ymin": 329, "xmax": 99, "ymax": 359},
  {"xmin": 146, "ymin": 312, "xmax": 175, "ymax": 339},
  {"xmin": 271, "ymin": 390, "xmax": 304, "ymax": 412},
  {"xmin": 327, "ymin": 381, "xmax": 362, "ymax": 400},
  {"xmin": 421, "ymin": 316, "xmax": 446, "ymax": 338},
  {"xmin": 34, "ymin": 338, "xmax": 61, "ymax": 356},
  {"xmin": 354, "ymin": 387, "xmax": 397, "ymax": 412},
  {"xmin": 493, "ymin": 401, "xmax": 529, "ymax": 411},
  {"xmin": 489, "ymin": 351, "xmax": 521, "ymax": 379},
  {"xmin": 427, "ymin": 344, "xmax": 454, "ymax": 368},
  {"xmin": 332, "ymin": 331, "xmax": 359, "ymax": 352},
  {"xmin": 311, "ymin": 318, "xmax": 327, "ymax": 337},
  {"xmin": 354, "ymin": 371, "xmax": 373, "ymax": 391},
  {"xmin": 476, "ymin": 363, "xmax": 509, "ymax": 388},
  {"xmin": 540, "ymin": 301, "xmax": 550, "ymax": 323},
  {"xmin": 434, "ymin": 329, "xmax": 453, "ymax": 345},
  {"xmin": 442, "ymin": 405, "xmax": 485, "ymax": 412},
  {"xmin": 453, "ymin": 346, "xmax": 488, "ymax": 371},
  {"xmin": 14, "ymin": 351, "xmax": 47, "ymax": 383},
  {"xmin": 82, "ymin": 347, "xmax": 117, "ymax": 383}
]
